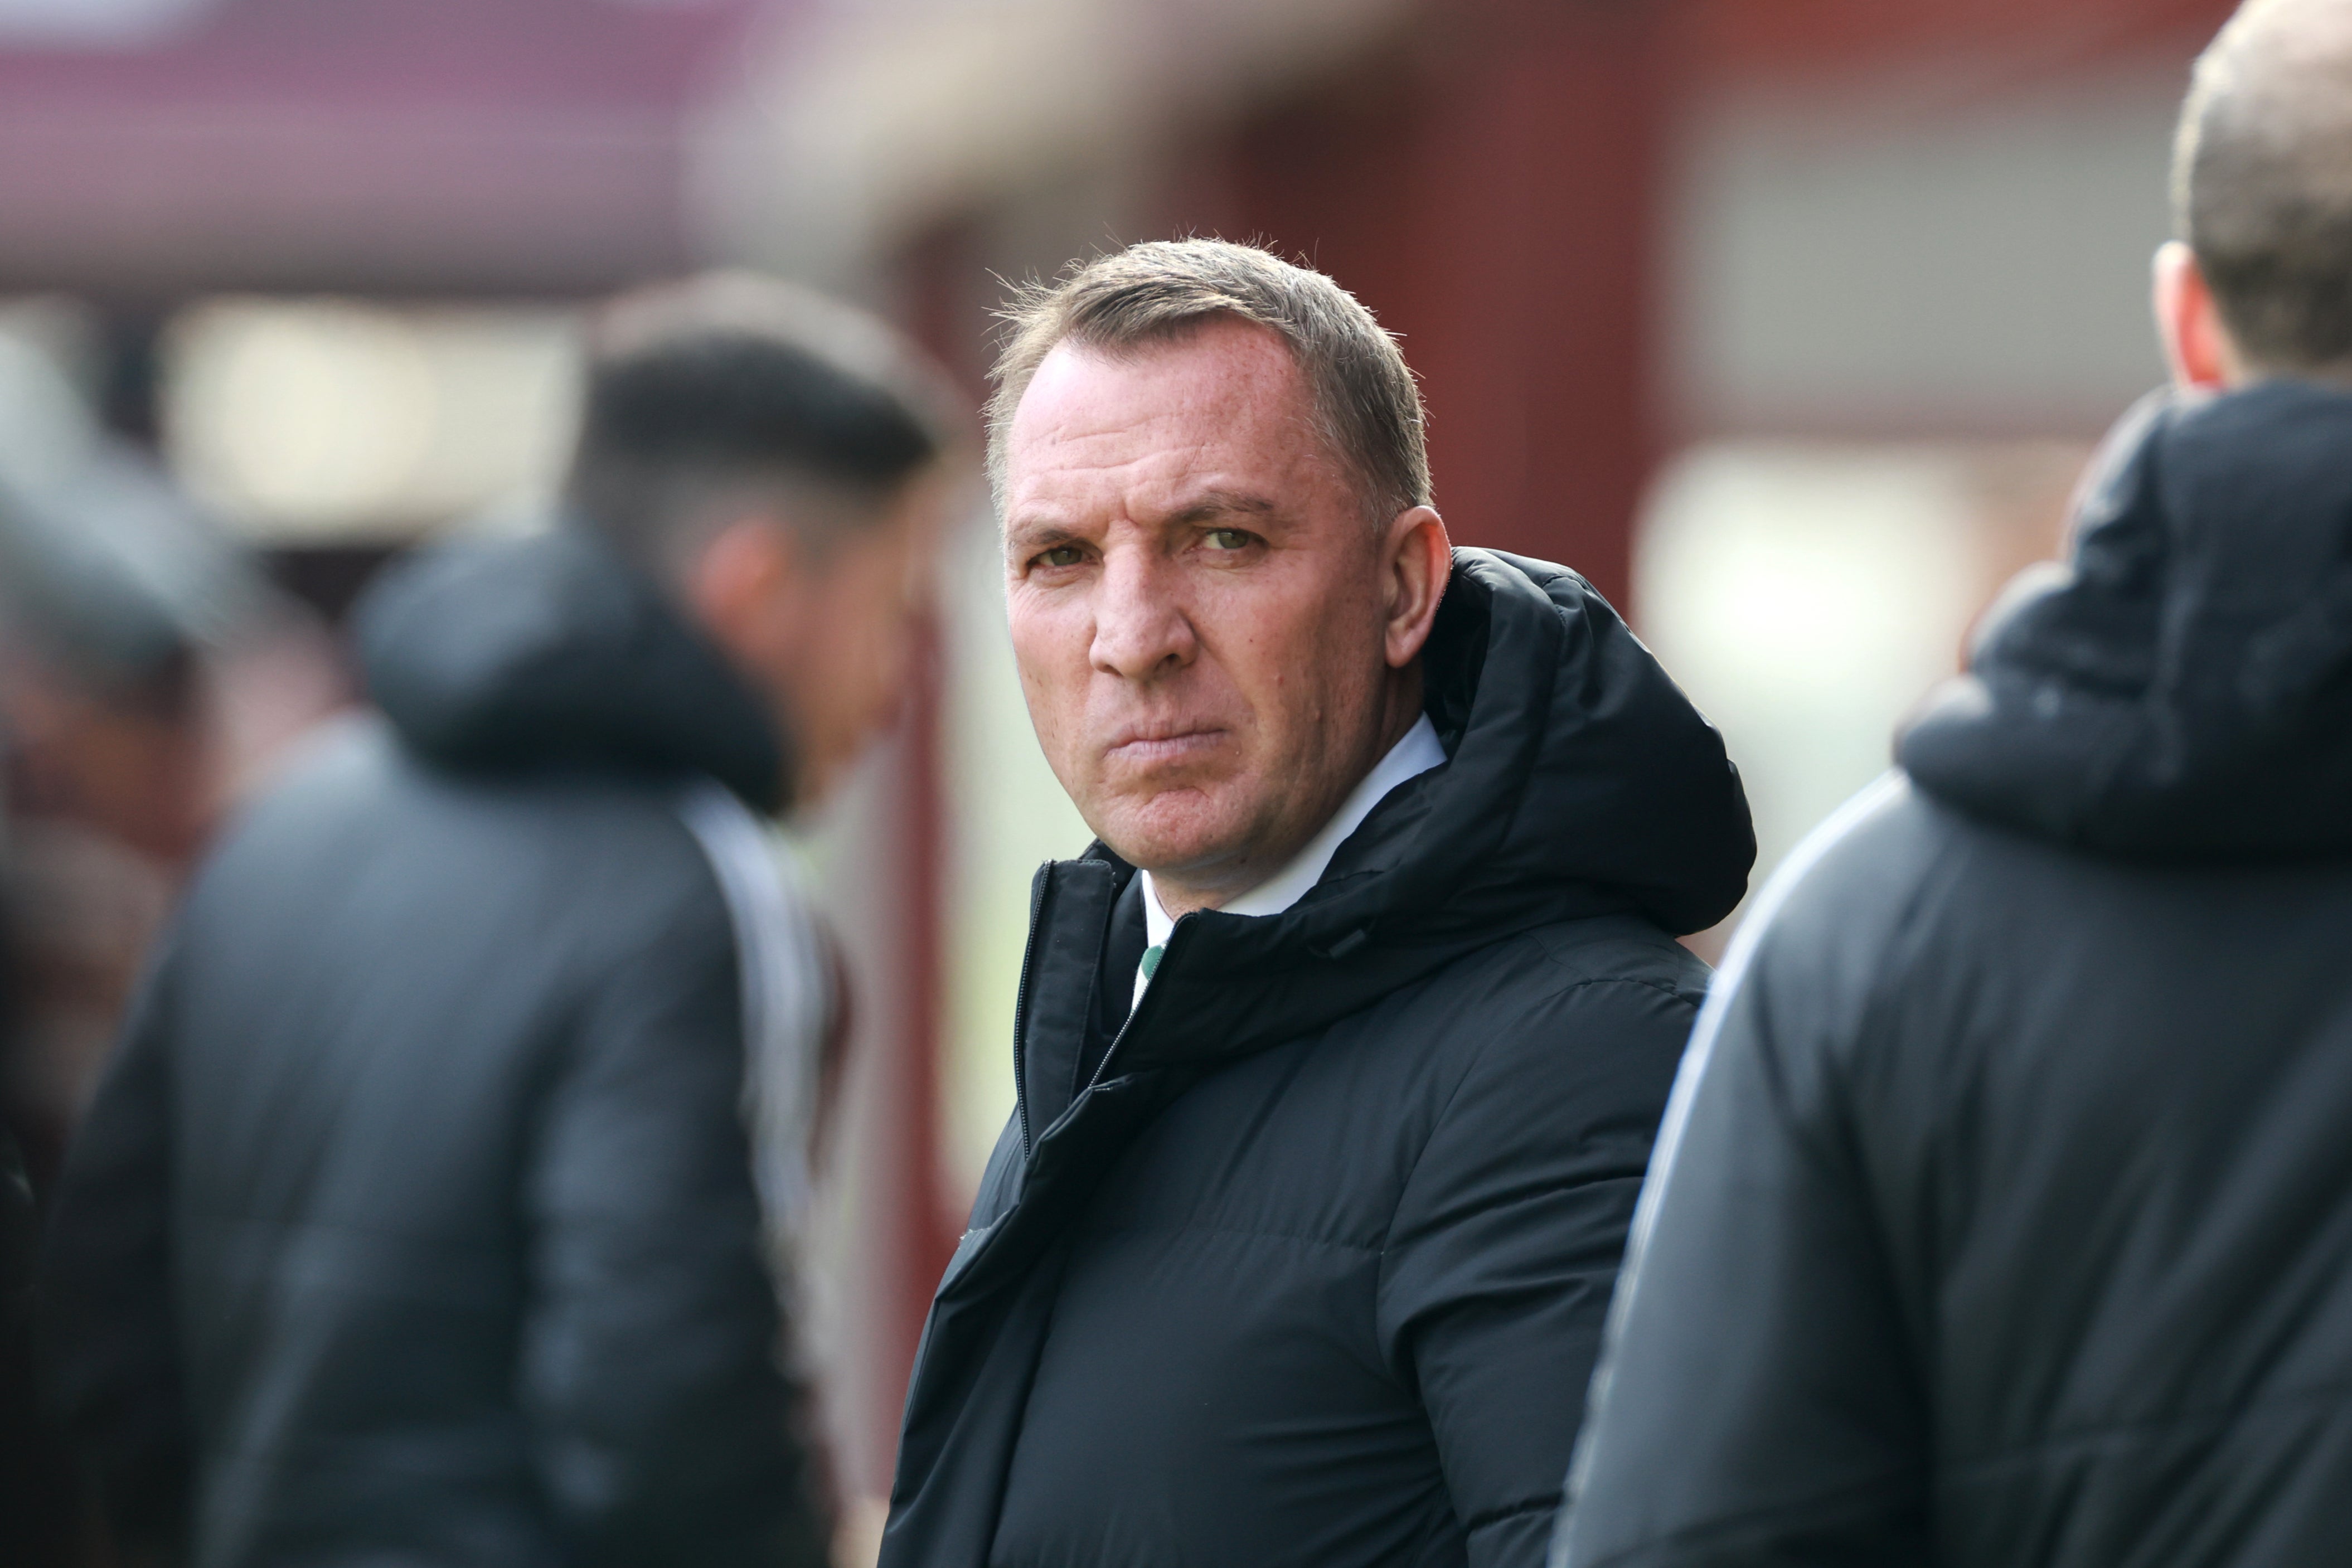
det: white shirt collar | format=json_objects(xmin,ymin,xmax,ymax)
[{"xmin": 1136, "ymin": 713, "xmax": 1447, "ymax": 1006}]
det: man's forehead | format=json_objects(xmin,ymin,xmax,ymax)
[
  {"xmin": 1006, "ymin": 323, "xmax": 1326, "ymax": 499},
  {"xmin": 1021, "ymin": 324, "xmax": 1307, "ymax": 434}
]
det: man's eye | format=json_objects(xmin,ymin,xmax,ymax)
[
  {"xmin": 1034, "ymin": 545, "xmax": 1086, "ymax": 569},
  {"xmin": 1204, "ymin": 528, "xmax": 1254, "ymax": 551}
]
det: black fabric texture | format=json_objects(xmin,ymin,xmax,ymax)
[
  {"xmin": 880, "ymin": 548, "xmax": 1756, "ymax": 1568},
  {"xmin": 36, "ymin": 534, "xmax": 826, "ymax": 1567},
  {"xmin": 1557, "ymin": 382, "xmax": 2352, "ymax": 1568}
]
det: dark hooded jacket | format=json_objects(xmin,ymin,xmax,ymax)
[
  {"xmin": 1555, "ymin": 381, "xmax": 2352, "ymax": 1568},
  {"xmin": 881, "ymin": 548, "xmax": 1755, "ymax": 1568},
  {"xmin": 37, "ymin": 531, "xmax": 827, "ymax": 1568}
]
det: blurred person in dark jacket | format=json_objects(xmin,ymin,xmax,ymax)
[
  {"xmin": 880, "ymin": 240, "xmax": 1753, "ymax": 1568},
  {"xmin": 1554, "ymin": 5, "xmax": 2352, "ymax": 1565},
  {"xmin": 0, "ymin": 409, "xmax": 279, "ymax": 1166},
  {"xmin": 38, "ymin": 274, "xmax": 954, "ymax": 1568},
  {"xmin": 1, "ymin": 396, "xmax": 313, "ymax": 1568}
]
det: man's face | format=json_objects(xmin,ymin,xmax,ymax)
[
  {"xmin": 779, "ymin": 497, "xmax": 938, "ymax": 804},
  {"xmin": 689, "ymin": 477, "xmax": 944, "ymax": 810},
  {"xmin": 1002, "ymin": 319, "xmax": 1403, "ymax": 897}
]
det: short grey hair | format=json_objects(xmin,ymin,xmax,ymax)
[
  {"xmin": 986, "ymin": 239, "xmax": 1431, "ymax": 524},
  {"xmin": 2174, "ymin": 0, "xmax": 2352, "ymax": 375}
]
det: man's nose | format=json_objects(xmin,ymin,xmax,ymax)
[{"xmin": 1089, "ymin": 546, "xmax": 1196, "ymax": 681}]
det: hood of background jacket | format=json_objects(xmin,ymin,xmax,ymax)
[
  {"xmin": 1096, "ymin": 547, "xmax": 1755, "ymax": 1078},
  {"xmin": 356, "ymin": 528, "xmax": 789, "ymax": 814},
  {"xmin": 1902, "ymin": 380, "xmax": 2352, "ymax": 862}
]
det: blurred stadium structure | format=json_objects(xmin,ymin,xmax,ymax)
[{"xmin": 0, "ymin": 0, "xmax": 2242, "ymax": 1539}]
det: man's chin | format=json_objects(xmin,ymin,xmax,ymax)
[{"xmin": 1092, "ymin": 792, "xmax": 1251, "ymax": 878}]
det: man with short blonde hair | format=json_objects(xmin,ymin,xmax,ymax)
[{"xmin": 882, "ymin": 239, "xmax": 1752, "ymax": 1567}]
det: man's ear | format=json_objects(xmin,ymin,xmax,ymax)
[
  {"xmin": 1381, "ymin": 505, "xmax": 1452, "ymax": 670},
  {"xmin": 682, "ymin": 517, "xmax": 809, "ymax": 657},
  {"xmin": 2154, "ymin": 241, "xmax": 2244, "ymax": 390}
]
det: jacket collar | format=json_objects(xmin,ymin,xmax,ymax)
[{"xmin": 357, "ymin": 527, "xmax": 791, "ymax": 814}]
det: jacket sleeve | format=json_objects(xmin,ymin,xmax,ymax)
[
  {"xmin": 36, "ymin": 940, "xmax": 192, "ymax": 1557},
  {"xmin": 1377, "ymin": 974, "xmax": 1695, "ymax": 1568},
  {"xmin": 1553, "ymin": 864, "xmax": 1932, "ymax": 1567},
  {"xmin": 518, "ymin": 870, "xmax": 828, "ymax": 1568}
]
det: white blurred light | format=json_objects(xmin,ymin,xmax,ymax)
[
  {"xmin": 0, "ymin": 0, "xmax": 216, "ymax": 45},
  {"xmin": 1637, "ymin": 445, "xmax": 1987, "ymax": 879},
  {"xmin": 938, "ymin": 491, "xmax": 1088, "ymax": 1194},
  {"xmin": 164, "ymin": 299, "xmax": 581, "ymax": 544},
  {"xmin": 171, "ymin": 303, "xmax": 435, "ymax": 534}
]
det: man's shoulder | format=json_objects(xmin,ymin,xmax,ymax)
[
  {"xmin": 1402, "ymin": 908, "xmax": 1710, "ymax": 1043},
  {"xmin": 1519, "ymin": 913, "xmax": 1713, "ymax": 1008},
  {"xmin": 1736, "ymin": 770, "xmax": 2047, "ymax": 997},
  {"xmin": 1401, "ymin": 778, "xmax": 1961, "ymax": 1107},
  {"xmin": 201, "ymin": 715, "xmax": 730, "ymax": 940},
  {"xmin": 1364, "ymin": 912, "xmax": 1708, "ymax": 1129},
  {"xmin": 1752, "ymin": 769, "xmax": 1949, "ymax": 918},
  {"xmin": 257, "ymin": 712, "xmax": 704, "ymax": 841},
  {"xmin": 1693, "ymin": 771, "xmax": 2023, "ymax": 1095}
]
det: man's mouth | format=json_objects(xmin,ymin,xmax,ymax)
[{"xmin": 1104, "ymin": 726, "xmax": 1227, "ymax": 768}]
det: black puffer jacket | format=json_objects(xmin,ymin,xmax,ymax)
[
  {"xmin": 38, "ymin": 531, "xmax": 827, "ymax": 1567},
  {"xmin": 1556, "ymin": 381, "xmax": 2352, "ymax": 1568},
  {"xmin": 881, "ymin": 548, "xmax": 1755, "ymax": 1568}
]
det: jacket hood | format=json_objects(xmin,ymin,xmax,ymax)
[
  {"xmin": 1094, "ymin": 547, "xmax": 1754, "ymax": 1076},
  {"xmin": 356, "ymin": 528, "xmax": 789, "ymax": 813},
  {"xmin": 1315, "ymin": 547, "xmax": 1754, "ymax": 936},
  {"xmin": 1902, "ymin": 380, "xmax": 2352, "ymax": 862}
]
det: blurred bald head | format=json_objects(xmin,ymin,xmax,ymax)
[{"xmin": 2175, "ymin": 0, "xmax": 2352, "ymax": 376}]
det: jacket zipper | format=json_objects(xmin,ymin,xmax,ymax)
[
  {"xmin": 1010, "ymin": 871, "xmax": 1049, "ymax": 1159},
  {"xmin": 1075, "ymin": 916, "xmax": 1187, "ymax": 1101}
]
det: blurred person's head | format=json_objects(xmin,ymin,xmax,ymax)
[
  {"xmin": 992, "ymin": 239, "xmax": 1450, "ymax": 916},
  {"xmin": 2160, "ymin": 0, "xmax": 2352, "ymax": 390},
  {"xmin": 0, "ymin": 647, "xmax": 208, "ymax": 863},
  {"xmin": 0, "ymin": 441, "xmax": 273, "ymax": 863},
  {"xmin": 566, "ymin": 273, "xmax": 958, "ymax": 805}
]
